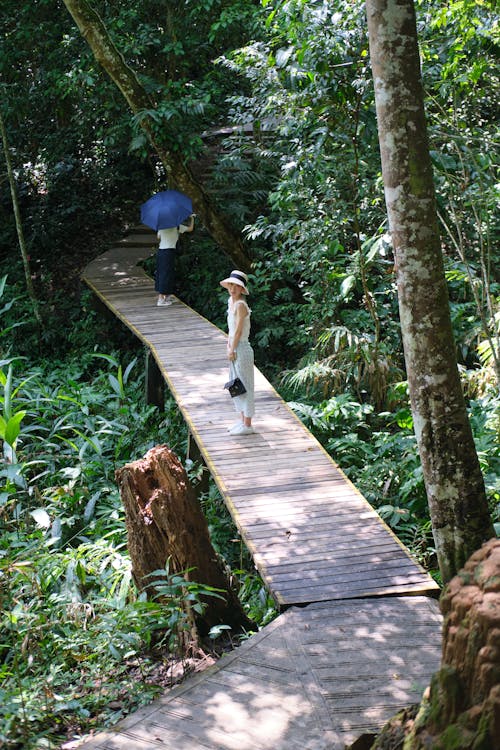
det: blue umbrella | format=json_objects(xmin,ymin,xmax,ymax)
[{"xmin": 140, "ymin": 190, "xmax": 193, "ymax": 231}]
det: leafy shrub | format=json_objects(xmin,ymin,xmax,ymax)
[
  {"xmin": 199, "ymin": 478, "xmax": 278, "ymax": 627},
  {"xmin": 0, "ymin": 351, "xmax": 181, "ymax": 744}
]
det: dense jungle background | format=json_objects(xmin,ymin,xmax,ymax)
[{"xmin": 0, "ymin": 0, "xmax": 498, "ymax": 747}]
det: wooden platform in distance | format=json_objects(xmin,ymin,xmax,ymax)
[
  {"xmin": 75, "ymin": 596, "xmax": 442, "ymax": 750},
  {"xmin": 83, "ymin": 230, "xmax": 439, "ymax": 608},
  {"xmin": 83, "ymin": 234, "xmax": 438, "ymax": 606}
]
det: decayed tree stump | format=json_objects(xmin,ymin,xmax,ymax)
[{"xmin": 115, "ymin": 444, "xmax": 255, "ymax": 638}]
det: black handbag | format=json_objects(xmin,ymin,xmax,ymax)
[
  {"xmin": 224, "ymin": 359, "xmax": 246, "ymax": 398},
  {"xmin": 224, "ymin": 376, "xmax": 246, "ymax": 397}
]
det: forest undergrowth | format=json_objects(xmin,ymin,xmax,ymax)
[{"xmin": 0, "ymin": 272, "xmax": 282, "ymax": 749}]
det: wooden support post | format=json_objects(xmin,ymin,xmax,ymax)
[
  {"xmin": 145, "ymin": 349, "xmax": 164, "ymax": 410},
  {"xmin": 187, "ymin": 431, "xmax": 210, "ymax": 499},
  {"xmin": 115, "ymin": 445, "xmax": 255, "ymax": 638},
  {"xmin": 89, "ymin": 291, "xmax": 113, "ymax": 319}
]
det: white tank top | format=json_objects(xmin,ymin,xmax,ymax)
[{"xmin": 228, "ymin": 299, "xmax": 251, "ymax": 343}]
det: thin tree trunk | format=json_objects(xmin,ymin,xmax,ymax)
[
  {"xmin": 116, "ymin": 444, "xmax": 255, "ymax": 637},
  {"xmin": 365, "ymin": 0, "xmax": 494, "ymax": 582},
  {"xmin": 0, "ymin": 109, "xmax": 41, "ymax": 325},
  {"xmin": 61, "ymin": 0, "xmax": 251, "ymax": 273}
]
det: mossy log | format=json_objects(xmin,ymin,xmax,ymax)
[{"xmin": 115, "ymin": 444, "xmax": 255, "ymax": 638}]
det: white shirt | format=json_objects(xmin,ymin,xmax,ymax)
[{"xmin": 157, "ymin": 223, "xmax": 191, "ymax": 249}]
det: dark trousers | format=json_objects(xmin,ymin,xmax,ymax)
[{"xmin": 155, "ymin": 248, "xmax": 176, "ymax": 295}]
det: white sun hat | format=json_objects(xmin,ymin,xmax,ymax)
[{"xmin": 220, "ymin": 270, "xmax": 249, "ymax": 295}]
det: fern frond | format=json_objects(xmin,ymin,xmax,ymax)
[
  {"xmin": 281, "ymin": 360, "xmax": 344, "ymax": 397},
  {"xmin": 287, "ymin": 401, "xmax": 330, "ymax": 430}
]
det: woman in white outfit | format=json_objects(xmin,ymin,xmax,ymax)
[{"xmin": 220, "ymin": 270, "xmax": 255, "ymax": 435}]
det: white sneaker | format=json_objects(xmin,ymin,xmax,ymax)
[
  {"xmin": 231, "ymin": 424, "xmax": 254, "ymax": 436},
  {"xmin": 157, "ymin": 296, "xmax": 173, "ymax": 306},
  {"xmin": 228, "ymin": 422, "xmax": 243, "ymax": 433}
]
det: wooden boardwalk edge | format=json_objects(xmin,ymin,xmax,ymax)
[{"xmin": 75, "ymin": 596, "xmax": 442, "ymax": 750}]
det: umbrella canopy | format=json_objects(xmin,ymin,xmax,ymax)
[{"xmin": 140, "ymin": 190, "xmax": 193, "ymax": 231}]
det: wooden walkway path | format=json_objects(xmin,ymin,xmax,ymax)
[{"xmin": 77, "ymin": 228, "xmax": 442, "ymax": 749}]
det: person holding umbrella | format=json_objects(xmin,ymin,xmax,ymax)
[
  {"xmin": 140, "ymin": 190, "xmax": 195, "ymax": 306},
  {"xmin": 155, "ymin": 213, "xmax": 194, "ymax": 306}
]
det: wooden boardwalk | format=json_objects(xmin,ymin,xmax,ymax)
[
  {"xmin": 83, "ymin": 230, "xmax": 438, "ymax": 607},
  {"xmin": 77, "ymin": 229, "xmax": 442, "ymax": 749},
  {"xmin": 77, "ymin": 597, "xmax": 442, "ymax": 750}
]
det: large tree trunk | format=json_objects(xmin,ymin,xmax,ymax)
[
  {"xmin": 365, "ymin": 0, "xmax": 494, "ymax": 582},
  {"xmin": 116, "ymin": 445, "xmax": 255, "ymax": 637},
  {"xmin": 61, "ymin": 0, "xmax": 251, "ymax": 273}
]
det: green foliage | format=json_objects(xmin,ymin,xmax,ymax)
[
  {"xmin": 0, "ymin": 279, "xmax": 277, "ymax": 747},
  {"xmin": 467, "ymin": 388, "xmax": 500, "ymax": 524},
  {"xmin": 233, "ymin": 569, "xmax": 278, "ymax": 629},
  {"xmin": 176, "ymin": 234, "xmax": 231, "ymax": 327},
  {"xmin": 211, "ymin": 0, "xmax": 499, "ymax": 406},
  {"xmin": 212, "ymin": 0, "xmax": 387, "ymax": 376},
  {"xmin": 0, "ymin": 536, "xmax": 200, "ymax": 748},
  {"xmin": 0, "ymin": 349, "xmax": 189, "ymax": 744},
  {"xmin": 199, "ymin": 478, "xmax": 278, "ymax": 626},
  {"xmin": 144, "ymin": 559, "xmax": 226, "ymax": 653},
  {"xmin": 417, "ymin": 0, "xmax": 500, "ymax": 377},
  {"xmin": 201, "ymin": 484, "xmax": 247, "ymax": 568}
]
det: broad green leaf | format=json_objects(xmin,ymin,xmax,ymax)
[{"xmin": 3, "ymin": 411, "xmax": 26, "ymax": 446}]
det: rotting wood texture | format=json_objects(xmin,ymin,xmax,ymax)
[{"xmin": 116, "ymin": 444, "xmax": 254, "ymax": 635}]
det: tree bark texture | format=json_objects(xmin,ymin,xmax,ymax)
[
  {"xmin": 115, "ymin": 444, "xmax": 254, "ymax": 635},
  {"xmin": 61, "ymin": 0, "xmax": 251, "ymax": 273},
  {"xmin": 365, "ymin": 0, "xmax": 494, "ymax": 582}
]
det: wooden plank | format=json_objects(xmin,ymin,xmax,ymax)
[
  {"xmin": 265, "ymin": 553, "xmax": 420, "ymax": 580},
  {"xmin": 215, "ymin": 457, "xmax": 341, "ymax": 476},
  {"xmin": 268, "ymin": 558, "xmax": 422, "ymax": 584},
  {"xmin": 254, "ymin": 538, "xmax": 409, "ymax": 565},
  {"xmin": 258, "ymin": 539, "xmax": 403, "ymax": 564},
  {"xmin": 233, "ymin": 510, "xmax": 382, "ymax": 534},
  {"xmin": 235, "ymin": 505, "xmax": 380, "ymax": 525}
]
